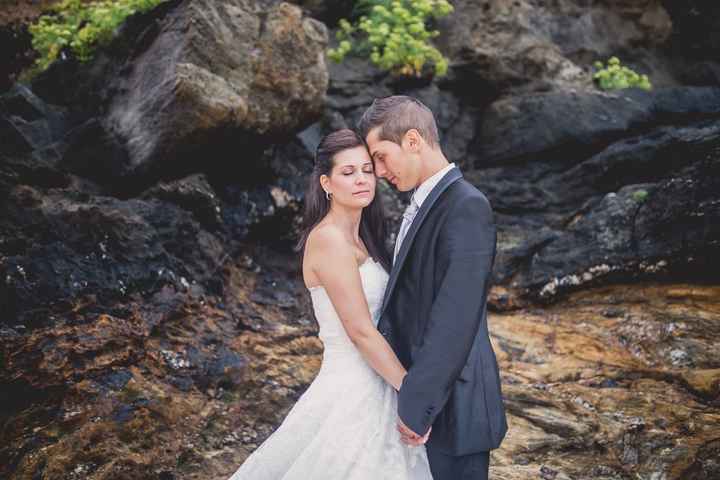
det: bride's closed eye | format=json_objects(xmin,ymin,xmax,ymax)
[{"xmin": 342, "ymin": 167, "xmax": 374, "ymax": 176}]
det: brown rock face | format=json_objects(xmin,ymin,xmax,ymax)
[
  {"xmin": 104, "ymin": 0, "xmax": 328, "ymax": 177},
  {"xmin": 0, "ymin": 246, "xmax": 318, "ymax": 480},
  {"xmin": 488, "ymin": 284, "xmax": 720, "ymax": 479},
  {"xmin": 3, "ymin": 247, "xmax": 718, "ymax": 479},
  {"xmin": 438, "ymin": 0, "xmax": 675, "ymax": 96}
]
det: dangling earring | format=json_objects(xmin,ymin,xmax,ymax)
[{"xmin": 325, "ymin": 190, "xmax": 331, "ymax": 201}]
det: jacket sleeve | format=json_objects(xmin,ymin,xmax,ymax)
[{"xmin": 397, "ymin": 192, "xmax": 497, "ymax": 435}]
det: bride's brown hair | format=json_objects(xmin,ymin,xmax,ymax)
[{"xmin": 295, "ymin": 129, "xmax": 391, "ymax": 273}]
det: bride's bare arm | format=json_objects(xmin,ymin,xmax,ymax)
[{"xmin": 309, "ymin": 227, "xmax": 407, "ymax": 391}]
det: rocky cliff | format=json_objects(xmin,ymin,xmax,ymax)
[{"xmin": 1, "ymin": 0, "xmax": 718, "ymax": 479}]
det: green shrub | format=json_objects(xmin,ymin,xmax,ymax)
[
  {"xmin": 328, "ymin": 0, "xmax": 454, "ymax": 77},
  {"xmin": 26, "ymin": 0, "xmax": 167, "ymax": 76},
  {"xmin": 593, "ymin": 56, "xmax": 652, "ymax": 91},
  {"xmin": 632, "ymin": 189, "xmax": 649, "ymax": 203}
]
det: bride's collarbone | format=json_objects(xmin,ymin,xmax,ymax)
[{"xmin": 304, "ymin": 254, "xmax": 375, "ymax": 291}]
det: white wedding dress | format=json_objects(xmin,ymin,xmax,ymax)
[{"xmin": 228, "ymin": 257, "xmax": 433, "ymax": 480}]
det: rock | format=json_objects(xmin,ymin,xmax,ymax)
[
  {"xmin": 0, "ymin": 4, "xmax": 43, "ymax": 92},
  {"xmin": 140, "ymin": 174, "xmax": 223, "ymax": 231},
  {"xmin": 0, "ymin": 244, "xmax": 315, "ymax": 480},
  {"xmin": 57, "ymin": 118, "xmax": 131, "ymax": 187},
  {"xmin": 1, "ymin": 1, "xmax": 719, "ymax": 478},
  {"xmin": 102, "ymin": 0, "xmax": 328, "ymax": 180},
  {"xmin": 286, "ymin": 0, "xmax": 353, "ymax": 25},
  {"xmin": 525, "ymin": 154, "xmax": 720, "ymax": 300},
  {"xmin": 0, "ymin": 189, "xmax": 227, "ymax": 326},
  {"xmin": 474, "ymin": 87, "xmax": 720, "ymax": 168},
  {"xmin": 467, "ymin": 93, "xmax": 720, "ymax": 301},
  {"xmin": 437, "ymin": 0, "xmax": 673, "ymax": 95},
  {"xmin": 0, "ymin": 84, "xmax": 71, "ymax": 155},
  {"xmin": 664, "ymin": 2, "xmax": 720, "ymax": 60},
  {"xmin": 487, "ymin": 284, "xmax": 720, "ymax": 479},
  {"xmin": 19, "ymin": 1, "xmax": 328, "ymax": 191}
]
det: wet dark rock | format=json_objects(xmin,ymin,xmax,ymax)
[
  {"xmin": 469, "ymin": 116, "xmax": 720, "ymax": 302},
  {"xmin": 0, "ymin": 21, "xmax": 34, "ymax": 93},
  {"xmin": 474, "ymin": 87, "xmax": 720, "ymax": 169},
  {"xmin": 94, "ymin": 368, "xmax": 133, "ymax": 393},
  {"xmin": 523, "ymin": 150, "xmax": 719, "ymax": 300},
  {"xmin": 0, "ymin": 190, "xmax": 227, "ymax": 326},
  {"xmin": 664, "ymin": 1, "xmax": 720, "ymax": 60},
  {"xmin": 540, "ymin": 465, "xmax": 559, "ymax": 480},
  {"xmin": 602, "ymin": 307, "xmax": 625, "ymax": 318},
  {"xmin": 287, "ymin": 0, "xmax": 354, "ymax": 25},
  {"xmin": 0, "ymin": 84, "xmax": 72, "ymax": 156},
  {"xmin": 57, "ymin": 118, "xmax": 131, "ymax": 186},
  {"xmin": 140, "ymin": 174, "xmax": 223, "ymax": 232}
]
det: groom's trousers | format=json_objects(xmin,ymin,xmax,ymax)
[{"xmin": 426, "ymin": 446, "xmax": 489, "ymax": 480}]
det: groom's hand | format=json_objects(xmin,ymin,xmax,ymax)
[{"xmin": 397, "ymin": 417, "xmax": 431, "ymax": 446}]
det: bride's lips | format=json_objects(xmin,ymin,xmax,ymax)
[{"xmin": 353, "ymin": 190, "xmax": 371, "ymax": 196}]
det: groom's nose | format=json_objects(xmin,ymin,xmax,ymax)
[{"xmin": 374, "ymin": 161, "xmax": 388, "ymax": 178}]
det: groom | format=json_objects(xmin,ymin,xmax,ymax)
[{"xmin": 358, "ymin": 96, "xmax": 507, "ymax": 479}]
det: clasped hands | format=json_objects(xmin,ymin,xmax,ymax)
[{"xmin": 397, "ymin": 416, "xmax": 431, "ymax": 446}]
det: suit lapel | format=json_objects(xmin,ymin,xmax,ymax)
[{"xmin": 381, "ymin": 167, "xmax": 463, "ymax": 315}]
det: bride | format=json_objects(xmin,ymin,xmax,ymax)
[{"xmin": 227, "ymin": 129, "xmax": 433, "ymax": 479}]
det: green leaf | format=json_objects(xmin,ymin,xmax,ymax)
[{"xmin": 326, "ymin": 0, "xmax": 452, "ymax": 77}]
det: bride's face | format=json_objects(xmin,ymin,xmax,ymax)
[{"xmin": 321, "ymin": 145, "xmax": 377, "ymax": 208}]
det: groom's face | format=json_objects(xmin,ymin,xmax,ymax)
[{"xmin": 365, "ymin": 127, "xmax": 420, "ymax": 192}]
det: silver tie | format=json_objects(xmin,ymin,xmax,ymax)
[{"xmin": 393, "ymin": 195, "xmax": 420, "ymax": 263}]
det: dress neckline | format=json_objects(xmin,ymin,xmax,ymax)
[{"xmin": 306, "ymin": 257, "xmax": 377, "ymax": 292}]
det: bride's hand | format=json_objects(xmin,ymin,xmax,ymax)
[{"xmin": 398, "ymin": 418, "xmax": 431, "ymax": 446}]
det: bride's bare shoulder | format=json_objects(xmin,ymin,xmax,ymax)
[
  {"xmin": 306, "ymin": 222, "xmax": 348, "ymax": 258},
  {"xmin": 303, "ymin": 223, "xmax": 355, "ymax": 287}
]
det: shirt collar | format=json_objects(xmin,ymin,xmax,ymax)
[{"xmin": 411, "ymin": 163, "xmax": 456, "ymax": 208}]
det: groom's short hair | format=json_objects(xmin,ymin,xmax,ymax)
[{"xmin": 357, "ymin": 95, "xmax": 440, "ymax": 148}]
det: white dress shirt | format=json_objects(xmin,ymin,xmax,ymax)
[{"xmin": 393, "ymin": 163, "xmax": 456, "ymax": 262}]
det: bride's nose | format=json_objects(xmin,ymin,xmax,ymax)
[{"xmin": 356, "ymin": 171, "xmax": 371, "ymax": 184}]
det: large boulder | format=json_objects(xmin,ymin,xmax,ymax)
[
  {"xmin": 20, "ymin": 0, "xmax": 328, "ymax": 189},
  {"xmin": 103, "ymin": 0, "xmax": 329, "ymax": 180},
  {"xmin": 436, "ymin": 0, "xmax": 678, "ymax": 96}
]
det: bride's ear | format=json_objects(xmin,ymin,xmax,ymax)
[{"xmin": 320, "ymin": 174, "xmax": 331, "ymax": 194}]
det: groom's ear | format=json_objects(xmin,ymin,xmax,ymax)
[{"xmin": 403, "ymin": 129, "xmax": 422, "ymax": 152}]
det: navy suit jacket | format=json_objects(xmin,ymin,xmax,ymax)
[{"xmin": 377, "ymin": 166, "xmax": 508, "ymax": 455}]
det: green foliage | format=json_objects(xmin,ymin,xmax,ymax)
[
  {"xmin": 592, "ymin": 56, "xmax": 652, "ymax": 91},
  {"xmin": 328, "ymin": 0, "xmax": 454, "ymax": 77},
  {"xmin": 632, "ymin": 189, "xmax": 649, "ymax": 203},
  {"xmin": 26, "ymin": 0, "xmax": 166, "ymax": 76}
]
